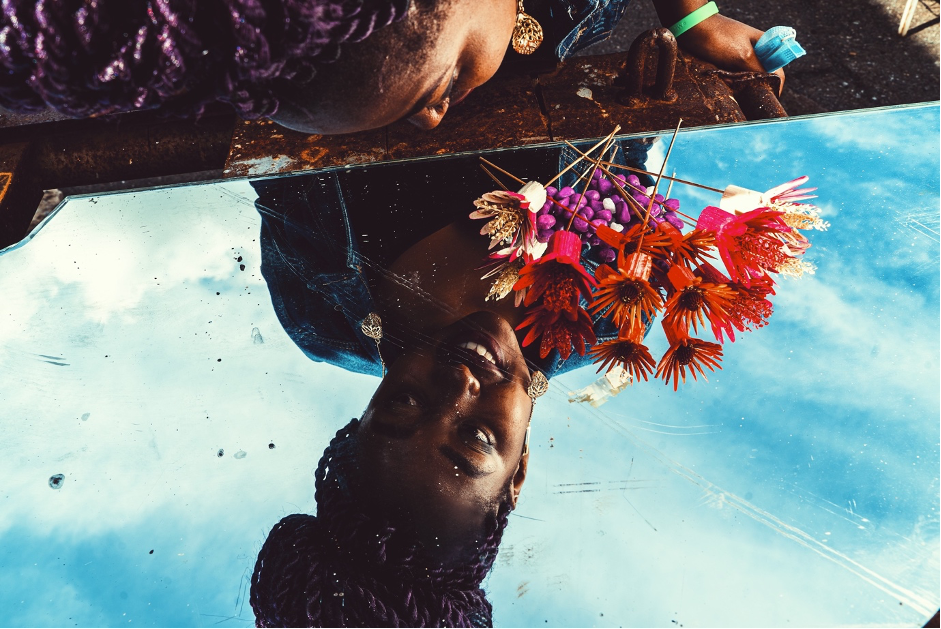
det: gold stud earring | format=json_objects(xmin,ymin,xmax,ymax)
[
  {"xmin": 361, "ymin": 312, "xmax": 385, "ymax": 377},
  {"xmin": 527, "ymin": 370, "xmax": 548, "ymax": 400},
  {"xmin": 511, "ymin": 0, "xmax": 543, "ymax": 55}
]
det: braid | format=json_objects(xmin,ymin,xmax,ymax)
[
  {"xmin": 251, "ymin": 418, "xmax": 511, "ymax": 627},
  {"xmin": 0, "ymin": 0, "xmax": 410, "ymax": 118}
]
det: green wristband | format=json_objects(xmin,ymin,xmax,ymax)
[{"xmin": 669, "ymin": 2, "xmax": 719, "ymax": 37}]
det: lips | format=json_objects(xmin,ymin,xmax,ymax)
[
  {"xmin": 438, "ymin": 328, "xmax": 509, "ymax": 382},
  {"xmin": 451, "ymin": 87, "xmax": 474, "ymax": 108}
]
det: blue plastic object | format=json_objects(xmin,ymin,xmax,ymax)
[{"xmin": 754, "ymin": 26, "xmax": 806, "ymax": 72}]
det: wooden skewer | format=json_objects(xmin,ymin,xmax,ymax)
[
  {"xmin": 567, "ymin": 130, "xmax": 620, "ymax": 231},
  {"xmin": 601, "ymin": 161, "xmax": 723, "ymax": 194},
  {"xmin": 545, "ymin": 126, "xmax": 621, "ymax": 186},
  {"xmin": 479, "ymin": 158, "xmax": 525, "ymax": 185},
  {"xmin": 637, "ymin": 119, "xmax": 684, "ymax": 249},
  {"xmin": 479, "ymin": 164, "xmax": 509, "ymax": 189}
]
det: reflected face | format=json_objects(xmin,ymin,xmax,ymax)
[
  {"xmin": 268, "ymin": 0, "xmax": 517, "ymax": 134},
  {"xmin": 357, "ymin": 311, "xmax": 532, "ymax": 562}
]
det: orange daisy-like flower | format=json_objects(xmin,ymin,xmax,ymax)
[
  {"xmin": 517, "ymin": 305, "xmax": 597, "ymax": 360},
  {"xmin": 589, "ymin": 331, "xmax": 656, "ymax": 382},
  {"xmin": 660, "ymin": 224, "xmax": 716, "ymax": 269},
  {"xmin": 696, "ymin": 206, "xmax": 792, "ymax": 287},
  {"xmin": 595, "ymin": 223, "xmax": 672, "ymax": 262},
  {"xmin": 655, "ymin": 322, "xmax": 724, "ymax": 391},
  {"xmin": 589, "ymin": 255, "xmax": 663, "ymax": 336},
  {"xmin": 514, "ymin": 230, "xmax": 595, "ymax": 314},
  {"xmin": 662, "ymin": 264, "xmax": 736, "ymax": 337}
]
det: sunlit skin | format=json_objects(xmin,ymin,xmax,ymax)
[
  {"xmin": 267, "ymin": 0, "xmax": 784, "ymax": 135},
  {"xmin": 269, "ymin": 0, "xmax": 518, "ymax": 134}
]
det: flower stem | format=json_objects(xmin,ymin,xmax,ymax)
[
  {"xmin": 638, "ymin": 119, "xmax": 684, "ymax": 249},
  {"xmin": 566, "ymin": 130, "xmax": 620, "ymax": 231},
  {"xmin": 600, "ymin": 162, "xmax": 723, "ymax": 194},
  {"xmin": 545, "ymin": 126, "xmax": 621, "ymax": 187}
]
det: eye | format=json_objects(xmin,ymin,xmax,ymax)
[
  {"xmin": 461, "ymin": 424, "xmax": 495, "ymax": 454},
  {"xmin": 473, "ymin": 427, "xmax": 492, "ymax": 445},
  {"xmin": 388, "ymin": 392, "xmax": 421, "ymax": 408}
]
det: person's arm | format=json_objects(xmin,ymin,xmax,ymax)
[{"xmin": 651, "ymin": 0, "xmax": 785, "ymax": 91}]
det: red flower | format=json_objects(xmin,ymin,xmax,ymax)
[
  {"xmin": 589, "ymin": 253, "xmax": 663, "ymax": 337},
  {"xmin": 696, "ymin": 206, "xmax": 792, "ymax": 286},
  {"xmin": 656, "ymin": 322, "xmax": 723, "ymax": 391},
  {"xmin": 721, "ymin": 274, "xmax": 776, "ymax": 342},
  {"xmin": 662, "ymin": 263, "xmax": 736, "ymax": 338},
  {"xmin": 514, "ymin": 230, "xmax": 595, "ymax": 313},
  {"xmin": 656, "ymin": 222, "xmax": 716, "ymax": 269},
  {"xmin": 517, "ymin": 305, "xmax": 597, "ymax": 360},
  {"xmin": 589, "ymin": 327, "xmax": 656, "ymax": 382},
  {"xmin": 595, "ymin": 223, "xmax": 673, "ymax": 262}
]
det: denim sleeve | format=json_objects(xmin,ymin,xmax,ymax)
[
  {"xmin": 555, "ymin": 0, "xmax": 635, "ymax": 60},
  {"xmin": 253, "ymin": 175, "xmax": 383, "ymax": 378}
]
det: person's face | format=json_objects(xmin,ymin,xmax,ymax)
[
  {"xmin": 357, "ymin": 311, "xmax": 533, "ymax": 563},
  {"xmin": 268, "ymin": 0, "xmax": 518, "ymax": 134}
]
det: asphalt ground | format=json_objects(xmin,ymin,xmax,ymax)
[{"xmin": 577, "ymin": 0, "xmax": 941, "ymax": 115}]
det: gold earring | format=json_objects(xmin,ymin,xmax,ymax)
[
  {"xmin": 527, "ymin": 370, "xmax": 548, "ymax": 400},
  {"xmin": 360, "ymin": 312, "xmax": 385, "ymax": 377},
  {"xmin": 522, "ymin": 421, "xmax": 531, "ymax": 456},
  {"xmin": 511, "ymin": 0, "xmax": 543, "ymax": 55}
]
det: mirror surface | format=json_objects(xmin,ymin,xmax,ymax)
[{"xmin": 0, "ymin": 104, "xmax": 938, "ymax": 627}]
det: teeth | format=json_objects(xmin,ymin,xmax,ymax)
[{"xmin": 457, "ymin": 341, "xmax": 497, "ymax": 365}]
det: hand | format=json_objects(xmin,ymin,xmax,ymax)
[{"xmin": 676, "ymin": 13, "xmax": 786, "ymax": 93}]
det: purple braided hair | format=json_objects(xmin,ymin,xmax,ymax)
[
  {"xmin": 250, "ymin": 418, "xmax": 511, "ymax": 627},
  {"xmin": 0, "ymin": 0, "xmax": 410, "ymax": 118}
]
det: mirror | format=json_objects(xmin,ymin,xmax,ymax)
[{"xmin": 1, "ymin": 104, "xmax": 938, "ymax": 627}]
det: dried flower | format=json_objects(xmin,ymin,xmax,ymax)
[
  {"xmin": 483, "ymin": 257, "xmax": 526, "ymax": 303},
  {"xmin": 471, "ymin": 190, "xmax": 529, "ymax": 250}
]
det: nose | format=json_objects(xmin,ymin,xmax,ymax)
[
  {"xmin": 407, "ymin": 100, "xmax": 449, "ymax": 130},
  {"xmin": 436, "ymin": 362, "xmax": 482, "ymax": 400}
]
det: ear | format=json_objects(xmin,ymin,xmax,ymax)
[{"xmin": 509, "ymin": 449, "xmax": 529, "ymax": 509}]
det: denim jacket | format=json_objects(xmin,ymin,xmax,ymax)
[
  {"xmin": 253, "ymin": 140, "xmax": 654, "ymax": 381},
  {"xmin": 551, "ymin": 0, "xmax": 634, "ymax": 60}
]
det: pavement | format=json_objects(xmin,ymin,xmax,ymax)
[{"xmin": 577, "ymin": 0, "xmax": 940, "ymax": 116}]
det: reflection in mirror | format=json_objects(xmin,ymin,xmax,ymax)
[{"xmin": 0, "ymin": 105, "xmax": 938, "ymax": 628}]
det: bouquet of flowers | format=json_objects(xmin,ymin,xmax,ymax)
[{"xmin": 471, "ymin": 126, "xmax": 828, "ymax": 390}]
